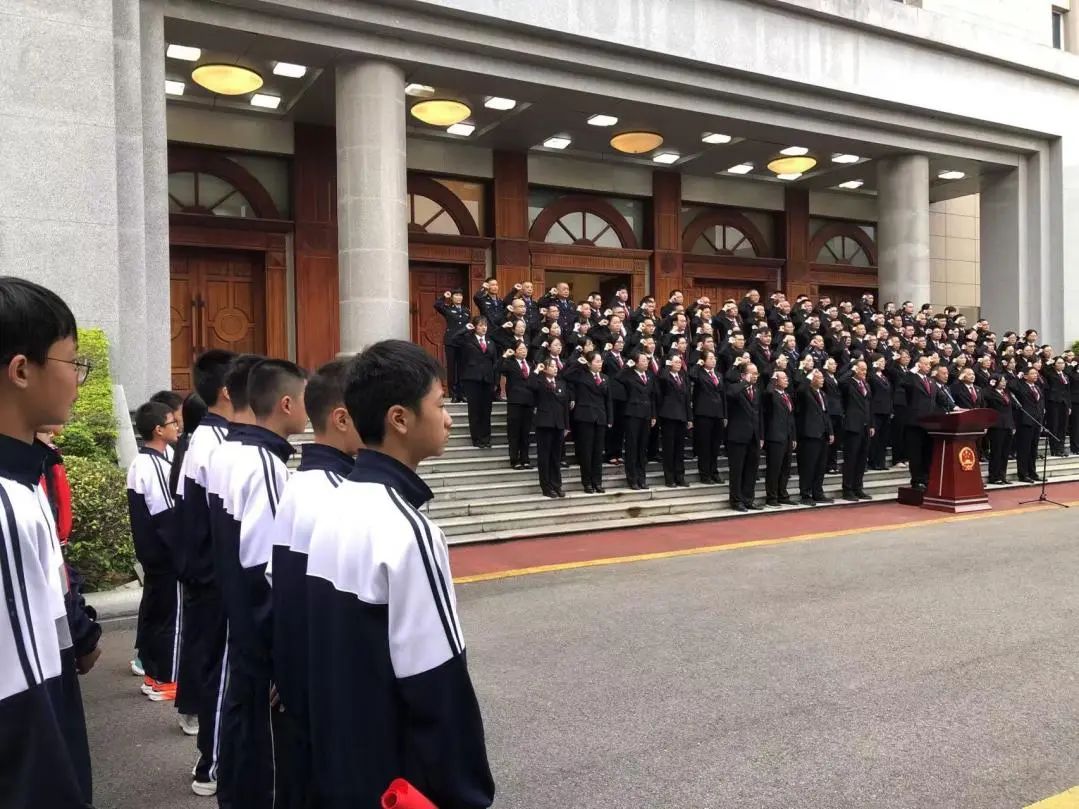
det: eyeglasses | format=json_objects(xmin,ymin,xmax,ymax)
[
  {"xmin": 162, "ymin": 419, "xmax": 179, "ymax": 428},
  {"xmin": 48, "ymin": 356, "xmax": 93, "ymax": 386}
]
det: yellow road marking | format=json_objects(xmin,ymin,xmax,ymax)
[
  {"xmin": 1026, "ymin": 786, "xmax": 1079, "ymax": 808},
  {"xmin": 454, "ymin": 499, "xmax": 1079, "ymax": 584}
]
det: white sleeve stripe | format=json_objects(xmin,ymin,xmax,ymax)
[
  {"xmin": 150, "ymin": 457, "xmax": 174, "ymax": 511},
  {"xmin": 0, "ymin": 486, "xmax": 44, "ymax": 688},
  {"xmin": 417, "ymin": 509, "xmax": 463, "ymax": 653},
  {"xmin": 385, "ymin": 486, "xmax": 461, "ymax": 656},
  {"xmin": 256, "ymin": 449, "xmax": 279, "ymax": 518}
]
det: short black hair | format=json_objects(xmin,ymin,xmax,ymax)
[
  {"xmin": 193, "ymin": 349, "xmax": 237, "ymax": 406},
  {"xmin": 248, "ymin": 359, "xmax": 307, "ymax": 420},
  {"xmin": 150, "ymin": 390, "xmax": 183, "ymax": 411},
  {"xmin": 0, "ymin": 276, "xmax": 77, "ymax": 366},
  {"xmin": 135, "ymin": 401, "xmax": 173, "ymax": 442},
  {"xmin": 305, "ymin": 359, "xmax": 353, "ymax": 432},
  {"xmin": 345, "ymin": 340, "xmax": 443, "ymax": 445},
  {"xmin": 223, "ymin": 354, "xmax": 264, "ymax": 412},
  {"xmin": 182, "ymin": 392, "xmax": 207, "ymax": 435}
]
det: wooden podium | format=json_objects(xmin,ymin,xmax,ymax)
[{"xmin": 897, "ymin": 408, "xmax": 999, "ymax": 513}]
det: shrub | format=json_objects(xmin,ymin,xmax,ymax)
[
  {"xmin": 64, "ymin": 455, "xmax": 134, "ymax": 591},
  {"xmin": 1072, "ymin": 339, "xmax": 1079, "ymax": 355},
  {"xmin": 55, "ymin": 328, "xmax": 117, "ymax": 462}
]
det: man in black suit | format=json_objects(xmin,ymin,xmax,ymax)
[
  {"xmin": 500, "ymin": 343, "xmax": 535, "ymax": 469},
  {"xmin": 1011, "ymin": 367, "xmax": 1046, "ymax": 482},
  {"xmin": 433, "ymin": 289, "xmax": 471, "ymax": 402},
  {"xmin": 618, "ymin": 353, "xmax": 657, "ymax": 490},
  {"xmin": 459, "ymin": 317, "xmax": 498, "ymax": 448},
  {"xmin": 795, "ymin": 366, "xmax": 834, "ymax": 505},
  {"xmin": 901, "ymin": 356, "xmax": 939, "ymax": 490},
  {"xmin": 867, "ymin": 355, "xmax": 893, "ymax": 470},
  {"xmin": 839, "ymin": 360, "xmax": 874, "ymax": 500},
  {"xmin": 529, "ymin": 359, "xmax": 572, "ymax": 498},
  {"xmin": 725, "ymin": 359, "xmax": 763, "ymax": 511},
  {"xmin": 690, "ymin": 351, "xmax": 726, "ymax": 484},
  {"xmin": 981, "ymin": 374, "xmax": 1015, "ymax": 484},
  {"xmin": 950, "ymin": 367, "xmax": 980, "ymax": 410},
  {"xmin": 763, "ymin": 370, "xmax": 796, "ymax": 507}
]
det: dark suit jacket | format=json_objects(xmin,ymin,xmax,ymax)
[
  {"xmin": 726, "ymin": 381, "xmax": 763, "ymax": 443},
  {"xmin": 950, "ymin": 382, "xmax": 981, "ymax": 410},
  {"xmin": 618, "ymin": 366, "xmax": 657, "ymax": 420},
  {"xmin": 1010, "ymin": 378, "xmax": 1046, "ymax": 427},
  {"xmin": 1043, "ymin": 369, "xmax": 1071, "ymax": 404},
  {"xmin": 868, "ymin": 371, "xmax": 893, "ymax": 415},
  {"xmin": 500, "ymin": 357, "xmax": 535, "ymax": 406},
  {"xmin": 903, "ymin": 372, "xmax": 939, "ymax": 421},
  {"xmin": 657, "ymin": 370, "xmax": 692, "ymax": 423},
  {"xmin": 689, "ymin": 365, "xmax": 726, "ymax": 419},
  {"xmin": 822, "ymin": 373, "xmax": 843, "ymax": 417},
  {"xmin": 459, "ymin": 335, "xmax": 498, "ymax": 384},
  {"xmin": 980, "ymin": 387, "xmax": 1015, "ymax": 431},
  {"xmin": 840, "ymin": 375, "xmax": 872, "ymax": 433},
  {"xmin": 748, "ymin": 342, "xmax": 775, "ymax": 377},
  {"xmin": 529, "ymin": 375, "xmax": 571, "ymax": 430},
  {"xmin": 565, "ymin": 364, "xmax": 614, "ymax": 425},
  {"xmin": 764, "ymin": 387, "xmax": 796, "ymax": 444},
  {"xmin": 603, "ymin": 352, "xmax": 627, "ymax": 402},
  {"xmin": 795, "ymin": 384, "xmax": 833, "ymax": 441}
]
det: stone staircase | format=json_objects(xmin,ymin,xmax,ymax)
[{"xmin": 291, "ymin": 401, "xmax": 1079, "ymax": 546}]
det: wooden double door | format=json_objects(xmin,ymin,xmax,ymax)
[
  {"xmin": 170, "ymin": 248, "xmax": 265, "ymax": 393},
  {"xmin": 410, "ymin": 264, "xmax": 468, "ymax": 370}
]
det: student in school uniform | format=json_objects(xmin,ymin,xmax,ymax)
[
  {"xmin": 460, "ymin": 316, "xmax": 498, "ymax": 449},
  {"xmin": 269, "ymin": 359, "xmax": 363, "ymax": 807},
  {"xmin": 173, "ymin": 348, "xmax": 237, "ymax": 792},
  {"xmin": 564, "ymin": 351, "xmax": 613, "ymax": 493},
  {"xmin": 0, "ymin": 276, "xmax": 94, "ymax": 808},
  {"xmin": 207, "ymin": 359, "xmax": 308, "ymax": 809},
  {"xmin": 500, "ymin": 341, "xmax": 535, "ymax": 469},
  {"xmin": 689, "ymin": 349, "xmax": 726, "ymax": 485},
  {"xmin": 530, "ymin": 357, "xmax": 572, "ymax": 498},
  {"xmin": 657, "ymin": 355, "xmax": 692, "ymax": 488},
  {"xmin": 127, "ymin": 401, "xmax": 182, "ymax": 702},
  {"xmin": 297, "ymin": 341, "xmax": 495, "ymax": 808}
]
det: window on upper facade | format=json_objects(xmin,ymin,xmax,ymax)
[
  {"xmin": 409, "ymin": 193, "xmax": 461, "ymax": 235},
  {"xmin": 168, "ymin": 171, "xmax": 255, "ymax": 218},
  {"xmin": 1053, "ymin": 10, "xmax": 1065, "ymax": 49},
  {"xmin": 691, "ymin": 224, "xmax": 759, "ymax": 257},
  {"xmin": 817, "ymin": 235, "xmax": 871, "ymax": 267}
]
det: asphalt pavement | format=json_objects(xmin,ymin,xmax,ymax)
[{"xmin": 83, "ymin": 506, "xmax": 1079, "ymax": 808}]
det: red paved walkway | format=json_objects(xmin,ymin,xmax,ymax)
[{"xmin": 450, "ymin": 480, "xmax": 1079, "ymax": 579}]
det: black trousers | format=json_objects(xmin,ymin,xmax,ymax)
[
  {"xmin": 175, "ymin": 581, "xmax": 219, "ymax": 716},
  {"xmin": 1071, "ymin": 404, "xmax": 1079, "ymax": 453},
  {"xmin": 648, "ymin": 422, "xmax": 661, "ymax": 461},
  {"xmin": 987, "ymin": 427, "xmax": 1013, "ymax": 481},
  {"xmin": 764, "ymin": 440, "xmax": 792, "ymax": 501},
  {"xmin": 506, "ymin": 403, "xmax": 532, "ymax": 465},
  {"xmin": 462, "ymin": 380, "xmax": 493, "ymax": 445},
  {"xmin": 536, "ymin": 427, "xmax": 564, "ymax": 493},
  {"xmin": 694, "ymin": 415, "xmax": 723, "ymax": 481},
  {"xmin": 727, "ymin": 439, "xmax": 760, "ymax": 506},
  {"xmin": 1015, "ymin": 423, "xmax": 1040, "ymax": 479},
  {"xmin": 827, "ymin": 415, "xmax": 843, "ymax": 469},
  {"xmin": 660, "ymin": 419, "xmax": 687, "ymax": 484},
  {"xmin": 905, "ymin": 425, "xmax": 932, "ymax": 487},
  {"xmin": 575, "ymin": 421, "xmax": 606, "ymax": 487},
  {"xmin": 49, "ymin": 649, "xmax": 92, "ymax": 804},
  {"xmin": 606, "ymin": 400, "xmax": 626, "ymax": 460},
  {"xmin": 445, "ymin": 344, "xmax": 463, "ymax": 399},
  {"xmin": 186, "ymin": 592, "xmax": 229, "ymax": 784},
  {"xmin": 136, "ymin": 570, "xmax": 180, "ymax": 683},
  {"xmin": 842, "ymin": 428, "xmax": 871, "ymax": 494},
  {"xmin": 797, "ymin": 437, "xmax": 828, "ymax": 499},
  {"xmin": 624, "ymin": 416, "xmax": 651, "ymax": 487},
  {"xmin": 891, "ymin": 406, "xmax": 908, "ymax": 463},
  {"xmin": 217, "ymin": 665, "xmax": 275, "ymax": 809},
  {"xmin": 1046, "ymin": 401, "xmax": 1068, "ymax": 454},
  {"xmin": 869, "ymin": 413, "xmax": 891, "ymax": 469}
]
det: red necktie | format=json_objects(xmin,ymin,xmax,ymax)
[
  {"xmin": 969, "ymin": 386, "xmax": 975, "ymax": 401},
  {"xmin": 709, "ymin": 371, "xmax": 718, "ymax": 385},
  {"xmin": 782, "ymin": 392, "xmax": 791, "ymax": 411},
  {"xmin": 747, "ymin": 386, "xmax": 754, "ymax": 402},
  {"xmin": 817, "ymin": 391, "xmax": 825, "ymax": 410},
  {"xmin": 857, "ymin": 380, "xmax": 866, "ymax": 396},
  {"xmin": 639, "ymin": 372, "xmax": 647, "ymax": 383},
  {"xmin": 922, "ymin": 377, "xmax": 931, "ymax": 394},
  {"xmin": 556, "ymin": 358, "xmax": 562, "ymax": 371},
  {"xmin": 479, "ymin": 337, "xmax": 486, "ymax": 350},
  {"xmin": 521, "ymin": 361, "xmax": 528, "ymax": 378},
  {"xmin": 1031, "ymin": 384, "xmax": 1039, "ymax": 401},
  {"xmin": 594, "ymin": 374, "xmax": 601, "ymax": 386}
]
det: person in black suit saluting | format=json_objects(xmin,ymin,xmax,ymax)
[
  {"xmin": 603, "ymin": 336, "xmax": 627, "ymax": 466},
  {"xmin": 500, "ymin": 341, "xmax": 534, "ymax": 469},
  {"xmin": 657, "ymin": 355, "xmax": 692, "ymax": 488},
  {"xmin": 839, "ymin": 359, "xmax": 874, "ymax": 501},
  {"xmin": 867, "ymin": 355, "xmax": 892, "ymax": 470},
  {"xmin": 1011, "ymin": 366, "xmax": 1046, "ymax": 482},
  {"xmin": 460, "ymin": 316, "xmax": 497, "ymax": 448},
  {"xmin": 618, "ymin": 352, "xmax": 657, "ymax": 490},
  {"xmin": 434, "ymin": 289, "xmax": 471, "ymax": 402},
  {"xmin": 794, "ymin": 366, "xmax": 834, "ymax": 505},
  {"xmin": 981, "ymin": 374, "xmax": 1015, "ymax": 484},
  {"xmin": 689, "ymin": 349, "xmax": 726, "ymax": 484},
  {"xmin": 902, "ymin": 355, "xmax": 939, "ymax": 490},
  {"xmin": 763, "ymin": 369, "xmax": 796, "ymax": 507},
  {"xmin": 530, "ymin": 357, "xmax": 571, "ymax": 498},
  {"xmin": 564, "ymin": 351, "xmax": 613, "ymax": 493},
  {"xmin": 725, "ymin": 359, "xmax": 763, "ymax": 511}
]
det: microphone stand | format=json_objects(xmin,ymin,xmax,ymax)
[{"xmin": 1012, "ymin": 397, "xmax": 1068, "ymax": 508}]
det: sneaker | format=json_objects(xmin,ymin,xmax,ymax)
[
  {"xmin": 178, "ymin": 714, "xmax": 200, "ymax": 736},
  {"xmin": 191, "ymin": 778, "xmax": 218, "ymax": 797},
  {"xmin": 130, "ymin": 658, "xmax": 145, "ymax": 677},
  {"xmin": 140, "ymin": 676, "xmax": 157, "ymax": 696},
  {"xmin": 148, "ymin": 680, "xmax": 178, "ymax": 702}
]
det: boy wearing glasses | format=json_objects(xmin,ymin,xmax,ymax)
[
  {"xmin": 127, "ymin": 401, "xmax": 182, "ymax": 702},
  {"xmin": 0, "ymin": 276, "xmax": 94, "ymax": 808}
]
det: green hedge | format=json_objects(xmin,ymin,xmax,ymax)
[
  {"xmin": 1072, "ymin": 339, "xmax": 1079, "ymax": 355},
  {"xmin": 53, "ymin": 328, "xmax": 132, "ymax": 590}
]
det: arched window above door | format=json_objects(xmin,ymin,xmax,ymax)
[
  {"xmin": 167, "ymin": 146, "xmax": 283, "ymax": 220},
  {"xmin": 407, "ymin": 175, "xmax": 481, "ymax": 237},
  {"xmin": 681, "ymin": 208, "xmax": 770, "ymax": 257},
  {"xmin": 169, "ymin": 172, "xmax": 256, "ymax": 218},
  {"xmin": 808, "ymin": 221, "xmax": 878, "ymax": 268},
  {"xmin": 528, "ymin": 194, "xmax": 639, "ymax": 249}
]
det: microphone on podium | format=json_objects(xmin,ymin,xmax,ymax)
[{"xmin": 382, "ymin": 778, "xmax": 438, "ymax": 809}]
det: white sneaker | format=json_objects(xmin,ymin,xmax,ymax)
[
  {"xmin": 191, "ymin": 778, "xmax": 217, "ymax": 797},
  {"xmin": 130, "ymin": 658, "xmax": 145, "ymax": 677},
  {"xmin": 178, "ymin": 714, "xmax": 199, "ymax": 736}
]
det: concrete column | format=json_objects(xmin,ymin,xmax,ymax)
[
  {"xmin": 335, "ymin": 60, "xmax": 409, "ymax": 354},
  {"xmin": 877, "ymin": 155, "xmax": 931, "ymax": 307},
  {"xmin": 140, "ymin": 0, "xmax": 172, "ymax": 395}
]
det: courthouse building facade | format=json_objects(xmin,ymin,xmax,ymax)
[{"xmin": 3, "ymin": 0, "xmax": 1079, "ymax": 403}]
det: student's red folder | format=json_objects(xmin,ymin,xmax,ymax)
[{"xmin": 381, "ymin": 778, "xmax": 437, "ymax": 809}]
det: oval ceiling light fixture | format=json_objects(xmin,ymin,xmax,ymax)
[
  {"xmin": 191, "ymin": 64, "xmax": 264, "ymax": 96},
  {"xmin": 610, "ymin": 131, "xmax": 664, "ymax": 154},
  {"xmin": 767, "ymin": 156, "xmax": 817, "ymax": 175},
  {"xmin": 410, "ymin": 99, "xmax": 471, "ymax": 127}
]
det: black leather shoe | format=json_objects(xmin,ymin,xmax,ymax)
[
  {"xmin": 746, "ymin": 502, "xmax": 764, "ymax": 510},
  {"xmin": 732, "ymin": 503, "xmax": 748, "ymax": 512},
  {"xmin": 594, "ymin": 486, "xmax": 605, "ymax": 494},
  {"xmin": 543, "ymin": 490, "xmax": 557, "ymax": 499},
  {"xmin": 912, "ymin": 483, "xmax": 927, "ymax": 491},
  {"xmin": 555, "ymin": 489, "xmax": 567, "ymax": 498},
  {"xmin": 814, "ymin": 496, "xmax": 835, "ymax": 504},
  {"xmin": 799, "ymin": 497, "xmax": 817, "ymax": 506},
  {"xmin": 665, "ymin": 482, "xmax": 677, "ymax": 489},
  {"xmin": 765, "ymin": 499, "xmax": 780, "ymax": 508},
  {"xmin": 1017, "ymin": 476, "xmax": 1033, "ymax": 483},
  {"xmin": 778, "ymin": 498, "xmax": 797, "ymax": 506},
  {"xmin": 715, "ymin": 476, "xmax": 726, "ymax": 484},
  {"xmin": 583, "ymin": 485, "xmax": 595, "ymax": 494},
  {"xmin": 677, "ymin": 481, "xmax": 690, "ymax": 488},
  {"xmin": 840, "ymin": 490, "xmax": 858, "ymax": 501},
  {"xmin": 856, "ymin": 491, "xmax": 873, "ymax": 501},
  {"xmin": 1030, "ymin": 475, "xmax": 1044, "ymax": 482}
]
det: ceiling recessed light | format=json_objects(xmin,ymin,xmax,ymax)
[
  {"xmin": 165, "ymin": 79, "xmax": 185, "ymax": 96},
  {"xmin": 484, "ymin": 96, "xmax": 516, "ymax": 110},
  {"xmin": 780, "ymin": 146, "xmax": 809, "ymax": 156},
  {"xmin": 938, "ymin": 170, "xmax": 966, "ymax": 180},
  {"xmin": 250, "ymin": 93, "xmax": 281, "ymax": 109},
  {"xmin": 273, "ymin": 62, "xmax": 307, "ymax": 78},
  {"xmin": 405, "ymin": 83, "xmax": 435, "ymax": 97},
  {"xmin": 610, "ymin": 131, "xmax": 664, "ymax": 154},
  {"xmin": 768, "ymin": 156, "xmax": 817, "ymax": 175},
  {"xmin": 587, "ymin": 114, "xmax": 618, "ymax": 127},
  {"xmin": 652, "ymin": 152, "xmax": 680, "ymax": 165},
  {"xmin": 166, "ymin": 44, "xmax": 201, "ymax": 61},
  {"xmin": 542, "ymin": 135, "xmax": 572, "ymax": 149},
  {"xmin": 837, "ymin": 180, "xmax": 865, "ymax": 189},
  {"xmin": 410, "ymin": 99, "xmax": 471, "ymax": 126},
  {"xmin": 832, "ymin": 153, "xmax": 861, "ymax": 164},
  {"xmin": 726, "ymin": 163, "xmax": 754, "ymax": 174},
  {"xmin": 191, "ymin": 64, "xmax": 263, "ymax": 96},
  {"xmin": 701, "ymin": 132, "xmax": 732, "ymax": 144},
  {"xmin": 776, "ymin": 173, "xmax": 803, "ymax": 181},
  {"xmin": 447, "ymin": 122, "xmax": 475, "ymax": 136}
]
